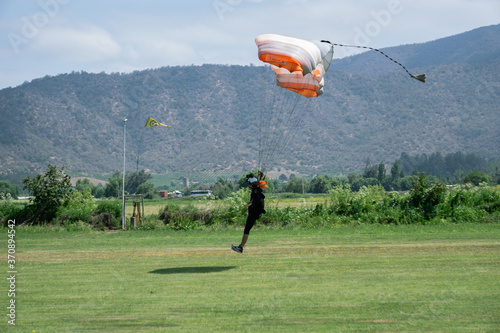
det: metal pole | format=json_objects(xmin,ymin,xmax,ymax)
[
  {"xmin": 141, "ymin": 195, "xmax": 145, "ymax": 225},
  {"xmin": 122, "ymin": 118, "xmax": 127, "ymax": 229}
]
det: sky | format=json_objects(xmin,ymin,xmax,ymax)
[{"xmin": 0, "ymin": 0, "xmax": 499, "ymax": 89}]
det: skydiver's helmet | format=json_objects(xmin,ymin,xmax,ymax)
[
  {"xmin": 246, "ymin": 173, "xmax": 256, "ymax": 186},
  {"xmin": 246, "ymin": 172, "xmax": 267, "ymax": 189},
  {"xmin": 247, "ymin": 177, "xmax": 258, "ymax": 187}
]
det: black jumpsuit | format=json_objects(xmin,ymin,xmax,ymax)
[{"xmin": 243, "ymin": 187, "xmax": 265, "ymax": 235}]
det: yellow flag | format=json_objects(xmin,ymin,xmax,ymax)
[{"xmin": 145, "ymin": 117, "xmax": 171, "ymax": 128}]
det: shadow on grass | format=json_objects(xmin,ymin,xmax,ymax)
[{"xmin": 149, "ymin": 266, "xmax": 237, "ymax": 274}]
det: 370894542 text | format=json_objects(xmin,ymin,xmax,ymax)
[{"xmin": 7, "ymin": 219, "xmax": 16, "ymax": 326}]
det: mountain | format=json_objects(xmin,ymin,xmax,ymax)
[
  {"xmin": 0, "ymin": 24, "xmax": 499, "ymax": 184},
  {"xmin": 334, "ymin": 24, "xmax": 500, "ymax": 74}
]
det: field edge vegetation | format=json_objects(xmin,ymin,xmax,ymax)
[{"xmin": 1, "ymin": 165, "xmax": 499, "ymax": 230}]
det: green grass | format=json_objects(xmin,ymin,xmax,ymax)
[{"xmin": 4, "ymin": 224, "xmax": 500, "ymax": 332}]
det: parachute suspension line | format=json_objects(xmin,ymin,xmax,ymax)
[
  {"xmin": 259, "ymin": 89, "xmax": 302, "ymax": 176},
  {"xmin": 261, "ymin": 93, "xmax": 301, "ymax": 173},
  {"xmin": 275, "ymin": 100, "xmax": 308, "ymax": 153},
  {"xmin": 258, "ymin": 73, "xmax": 286, "ymax": 174},
  {"xmin": 321, "ymin": 40, "xmax": 426, "ymax": 83},
  {"xmin": 258, "ymin": 72, "xmax": 276, "ymax": 173},
  {"xmin": 258, "ymin": 85, "xmax": 274, "ymax": 175},
  {"xmin": 258, "ymin": 75, "xmax": 291, "ymax": 175},
  {"xmin": 265, "ymin": 96, "xmax": 310, "ymax": 173},
  {"xmin": 258, "ymin": 84, "xmax": 279, "ymax": 175}
]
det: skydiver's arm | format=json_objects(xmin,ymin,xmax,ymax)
[{"xmin": 246, "ymin": 199, "xmax": 253, "ymax": 208}]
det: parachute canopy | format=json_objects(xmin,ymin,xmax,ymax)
[
  {"xmin": 253, "ymin": 34, "xmax": 425, "ymax": 179},
  {"xmin": 255, "ymin": 34, "xmax": 334, "ymax": 98}
]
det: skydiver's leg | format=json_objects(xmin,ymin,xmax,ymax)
[
  {"xmin": 232, "ymin": 214, "xmax": 257, "ymax": 253},
  {"xmin": 240, "ymin": 233, "xmax": 249, "ymax": 247},
  {"xmin": 241, "ymin": 214, "xmax": 256, "ymax": 248}
]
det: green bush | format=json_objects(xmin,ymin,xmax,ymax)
[
  {"xmin": 0, "ymin": 194, "xmax": 27, "ymax": 226},
  {"xmin": 51, "ymin": 180, "xmax": 497, "ymax": 230},
  {"xmin": 401, "ymin": 174, "xmax": 447, "ymax": 221},
  {"xmin": 220, "ymin": 188, "xmax": 249, "ymax": 223},
  {"xmin": 94, "ymin": 199, "xmax": 121, "ymax": 219},
  {"xmin": 57, "ymin": 189, "xmax": 97, "ymax": 224},
  {"xmin": 472, "ymin": 186, "xmax": 500, "ymax": 213},
  {"xmin": 137, "ymin": 215, "xmax": 167, "ymax": 230},
  {"xmin": 91, "ymin": 199, "xmax": 122, "ymax": 230},
  {"xmin": 159, "ymin": 203, "xmax": 211, "ymax": 230},
  {"xmin": 262, "ymin": 181, "xmax": 500, "ymax": 226},
  {"xmin": 444, "ymin": 185, "xmax": 500, "ymax": 223},
  {"xmin": 56, "ymin": 193, "xmax": 121, "ymax": 230}
]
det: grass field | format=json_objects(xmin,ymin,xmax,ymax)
[{"xmin": 4, "ymin": 223, "xmax": 499, "ymax": 332}]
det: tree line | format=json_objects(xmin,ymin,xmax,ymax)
[
  {"xmin": 1, "ymin": 164, "xmax": 499, "ymax": 228},
  {"xmin": 0, "ymin": 151, "xmax": 498, "ymax": 203}
]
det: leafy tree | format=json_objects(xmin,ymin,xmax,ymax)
[
  {"xmin": 75, "ymin": 178, "xmax": 97, "ymax": 196},
  {"xmin": 0, "ymin": 180, "xmax": 20, "ymax": 199},
  {"xmin": 22, "ymin": 164, "xmax": 72, "ymax": 224},
  {"xmin": 136, "ymin": 182, "xmax": 157, "ymax": 199},
  {"xmin": 391, "ymin": 160, "xmax": 401, "ymax": 180},
  {"xmin": 463, "ymin": 170, "xmax": 491, "ymax": 185},
  {"xmin": 397, "ymin": 176, "xmax": 414, "ymax": 191},
  {"xmin": 363, "ymin": 159, "xmax": 378, "ymax": 179},
  {"xmin": 284, "ymin": 177, "xmax": 308, "ymax": 193},
  {"xmin": 378, "ymin": 163, "xmax": 386, "ymax": 182},
  {"xmin": 310, "ymin": 175, "xmax": 332, "ymax": 193},
  {"xmin": 211, "ymin": 178, "xmax": 233, "ymax": 199},
  {"xmin": 103, "ymin": 172, "xmax": 123, "ymax": 198},
  {"xmin": 126, "ymin": 170, "xmax": 152, "ymax": 194},
  {"xmin": 95, "ymin": 186, "xmax": 105, "ymax": 198},
  {"xmin": 351, "ymin": 176, "xmax": 379, "ymax": 192},
  {"xmin": 347, "ymin": 172, "xmax": 357, "ymax": 184},
  {"xmin": 396, "ymin": 151, "xmax": 489, "ymax": 179}
]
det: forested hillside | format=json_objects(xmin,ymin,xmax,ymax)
[{"xmin": 0, "ymin": 25, "xmax": 499, "ymax": 184}]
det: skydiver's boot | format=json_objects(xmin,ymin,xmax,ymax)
[{"xmin": 231, "ymin": 244, "xmax": 243, "ymax": 253}]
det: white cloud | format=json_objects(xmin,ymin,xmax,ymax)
[{"xmin": 32, "ymin": 25, "xmax": 121, "ymax": 63}]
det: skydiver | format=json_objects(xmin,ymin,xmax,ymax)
[{"xmin": 231, "ymin": 174, "xmax": 266, "ymax": 253}]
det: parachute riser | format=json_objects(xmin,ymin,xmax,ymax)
[{"xmin": 257, "ymin": 170, "xmax": 268, "ymax": 189}]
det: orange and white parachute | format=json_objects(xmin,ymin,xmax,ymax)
[
  {"xmin": 253, "ymin": 34, "xmax": 425, "ymax": 178},
  {"xmin": 255, "ymin": 34, "xmax": 334, "ymax": 98}
]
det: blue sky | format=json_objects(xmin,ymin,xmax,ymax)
[{"xmin": 1, "ymin": 0, "xmax": 499, "ymax": 89}]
